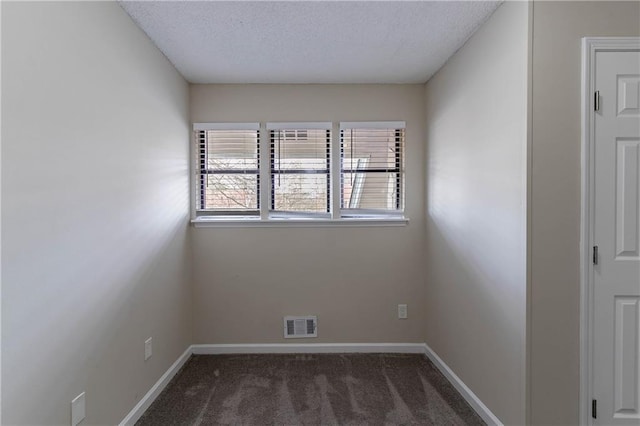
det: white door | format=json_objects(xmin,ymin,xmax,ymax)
[{"xmin": 593, "ymin": 49, "xmax": 640, "ymax": 425}]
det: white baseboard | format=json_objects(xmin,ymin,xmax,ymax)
[
  {"xmin": 120, "ymin": 342, "xmax": 499, "ymax": 425},
  {"xmin": 192, "ymin": 342, "xmax": 427, "ymax": 354},
  {"xmin": 423, "ymin": 342, "xmax": 503, "ymax": 426},
  {"xmin": 119, "ymin": 346, "xmax": 192, "ymax": 426}
]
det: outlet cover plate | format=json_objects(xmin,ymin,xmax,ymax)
[
  {"xmin": 71, "ymin": 392, "xmax": 85, "ymax": 426},
  {"xmin": 144, "ymin": 337, "xmax": 152, "ymax": 361},
  {"xmin": 398, "ymin": 304, "xmax": 408, "ymax": 319}
]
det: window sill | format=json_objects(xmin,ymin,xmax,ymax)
[{"xmin": 191, "ymin": 216, "xmax": 409, "ymax": 228}]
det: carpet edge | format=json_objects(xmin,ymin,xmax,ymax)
[
  {"xmin": 119, "ymin": 346, "xmax": 192, "ymax": 426},
  {"xmin": 423, "ymin": 342, "xmax": 503, "ymax": 426},
  {"xmin": 120, "ymin": 342, "xmax": 501, "ymax": 425}
]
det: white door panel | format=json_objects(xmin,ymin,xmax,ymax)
[
  {"xmin": 616, "ymin": 140, "xmax": 639, "ymax": 259},
  {"xmin": 593, "ymin": 50, "xmax": 640, "ymax": 425}
]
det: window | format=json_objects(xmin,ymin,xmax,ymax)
[
  {"xmin": 192, "ymin": 121, "xmax": 406, "ymax": 225},
  {"xmin": 340, "ymin": 124, "xmax": 404, "ymax": 216},
  {"xmin": 194, "ymin": 123, "xmax": 259, "ymax": 216},
  {"xmin": 269, "ymin": 124, "xmax": 331, "ymax": 217}
]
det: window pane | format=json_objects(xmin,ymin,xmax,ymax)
[
  {"xmin": 273, "ymin": 174, "xmax": 328, "ymax": 213},
  {"xmin": 272, "ymin": 129, "xmax": 329, "ymax": 171},
  {"xmin": 197, "ymin": 129, "xmax": 259, "ymax": 212},
  {"xmin": 342, "ymin": 172, "xmax": 399, "ymax": 210},
  {"xmin": 342, "ymin": 128, "xmax": 401, "ymax": 170},
  {"xmin": 205, "ymin": 130, "xmax": 258, "ymax": 170},
  {"xmin": 271, "ymin": 128, "xmax": 330, "ymax": 213},
  {"xmin": 340, "ymin": 127, "xmax": 404, "ymax": 213},
  {"xmin": 203, "ymin": 174, "xmax": 258, "ymax": 210}
]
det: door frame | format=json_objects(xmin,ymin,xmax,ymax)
[{"xmin": 580, "ymin": 36, "xmax": 640, "ymax": 426}]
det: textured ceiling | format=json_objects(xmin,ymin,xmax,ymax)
[{"xmin": 119, "ymin": 1, "xmax": 502, "ymax": 84}]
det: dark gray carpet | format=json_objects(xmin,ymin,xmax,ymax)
[{"xmin": 136, "ymin": 353, "xmax": 485, "ymax": 426}]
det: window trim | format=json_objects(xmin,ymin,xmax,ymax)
[
  {"xmin": 191, "ymin": 121, "xmax": 407, "ymax": 227},
  {"xmin": 270, "ymin": 127, "xmax": 332, "ymax": 216},
  {"xmin": 194, "ymin": 122, "xmax": 260, "ymax": 131},
  {"xmin": 194, "ymin": 124, "xmax": 261, "ymax": 215},
  {"xmin": 192, "ymin": 216, "xmax": 409, "ymax": 228},
  {"xmin": 339, "ymin": 127, "xmax": 405, "ymax": 213}
]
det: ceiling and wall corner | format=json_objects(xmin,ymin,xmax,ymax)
[
  {"xmin": 2, "ymin": 1, "xmax": 558, "ymax": 424},
  {"xmin": 2, "ymin": 2, "xmax": 192, "ymax": 424},
  {"xmin": 424, "ymin": 2, "xmax": 529, "ymax": 423},
  {"xmin": 118, "ymin": 1, "xmax": 502, "ymax": 84},
  {"xmin": 189, "ymin": 83, "xmax": 428, "ymax": 345},
  {"xmin": 529, "ymin": 2, "xmax": 640, "ymax": 424}
]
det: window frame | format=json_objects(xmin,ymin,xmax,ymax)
[
  {"xmin": 193, "ymin": 123, "xmax": 261, "ymax": 217},
  {"xmin": 269, "ymin": 125, "xmax": 332, "ymax": 218},
  {"xmin": 339, "ymin": 123, "xmax": 405, "ymax": 217},
  {"xmin": 191, "ymin": 121, "xmax": 408, "ymax": 227}
]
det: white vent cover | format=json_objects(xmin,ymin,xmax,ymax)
[{"xmin": 284, "ymin": 316, "xmax": 317, "ymax": 339}]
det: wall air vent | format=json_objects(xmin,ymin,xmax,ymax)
[{"xmin": 284, "ymin": 316, "xmax": 317, "ymax": 338}]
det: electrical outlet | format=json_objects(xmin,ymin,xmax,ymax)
[
  {"xmin": 144, "ymin": 337, "xmax": 152, "ymax": 361},
  {"xmin": 71, "ymin": 392, "xmax": 85, "ymax": 426},
  {"xmin": 398, "ymin": 304, "xmax": 408, "ymax": 319}
]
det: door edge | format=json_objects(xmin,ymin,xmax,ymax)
[{"xmin": 580, "ymin": 36, "xmax": 640, "ymax": 426}]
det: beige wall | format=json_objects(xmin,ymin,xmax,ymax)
[
  {"xmin": 190, "ymin": 84, "xmax": 426, "ymax": 343},
  {"xmin": 424, "ymin": 3, "xmax": 529, "ymax": 424},
  {"xmin": 3, "ymin": 2, "xmax": 634, "ymax": 424},
  {"xmin": 529, "ymin": 2, "xmax": 640, "ymax": 424},
  {"xmin": 1, "ymin": 2, "xmax": 191, "ymax": 424},
  {"xmin": 0, "ymin": 1, "xmax": 3, "ymax": 419}
]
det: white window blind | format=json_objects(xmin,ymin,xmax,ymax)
[
  {"xmin": 340, "ymin": 125, "xmax": 405, "ymax": 214},
  {"xmin": 195, "ymin": 126, "xmax": 260, "ymax": 215},
  {"xmin": 270, "ymin": 127, "xmax": 331, "ymax": 216},
  {"xmin": 192, "ymin": 121, "xmax": 407, "ymax": 224}
]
